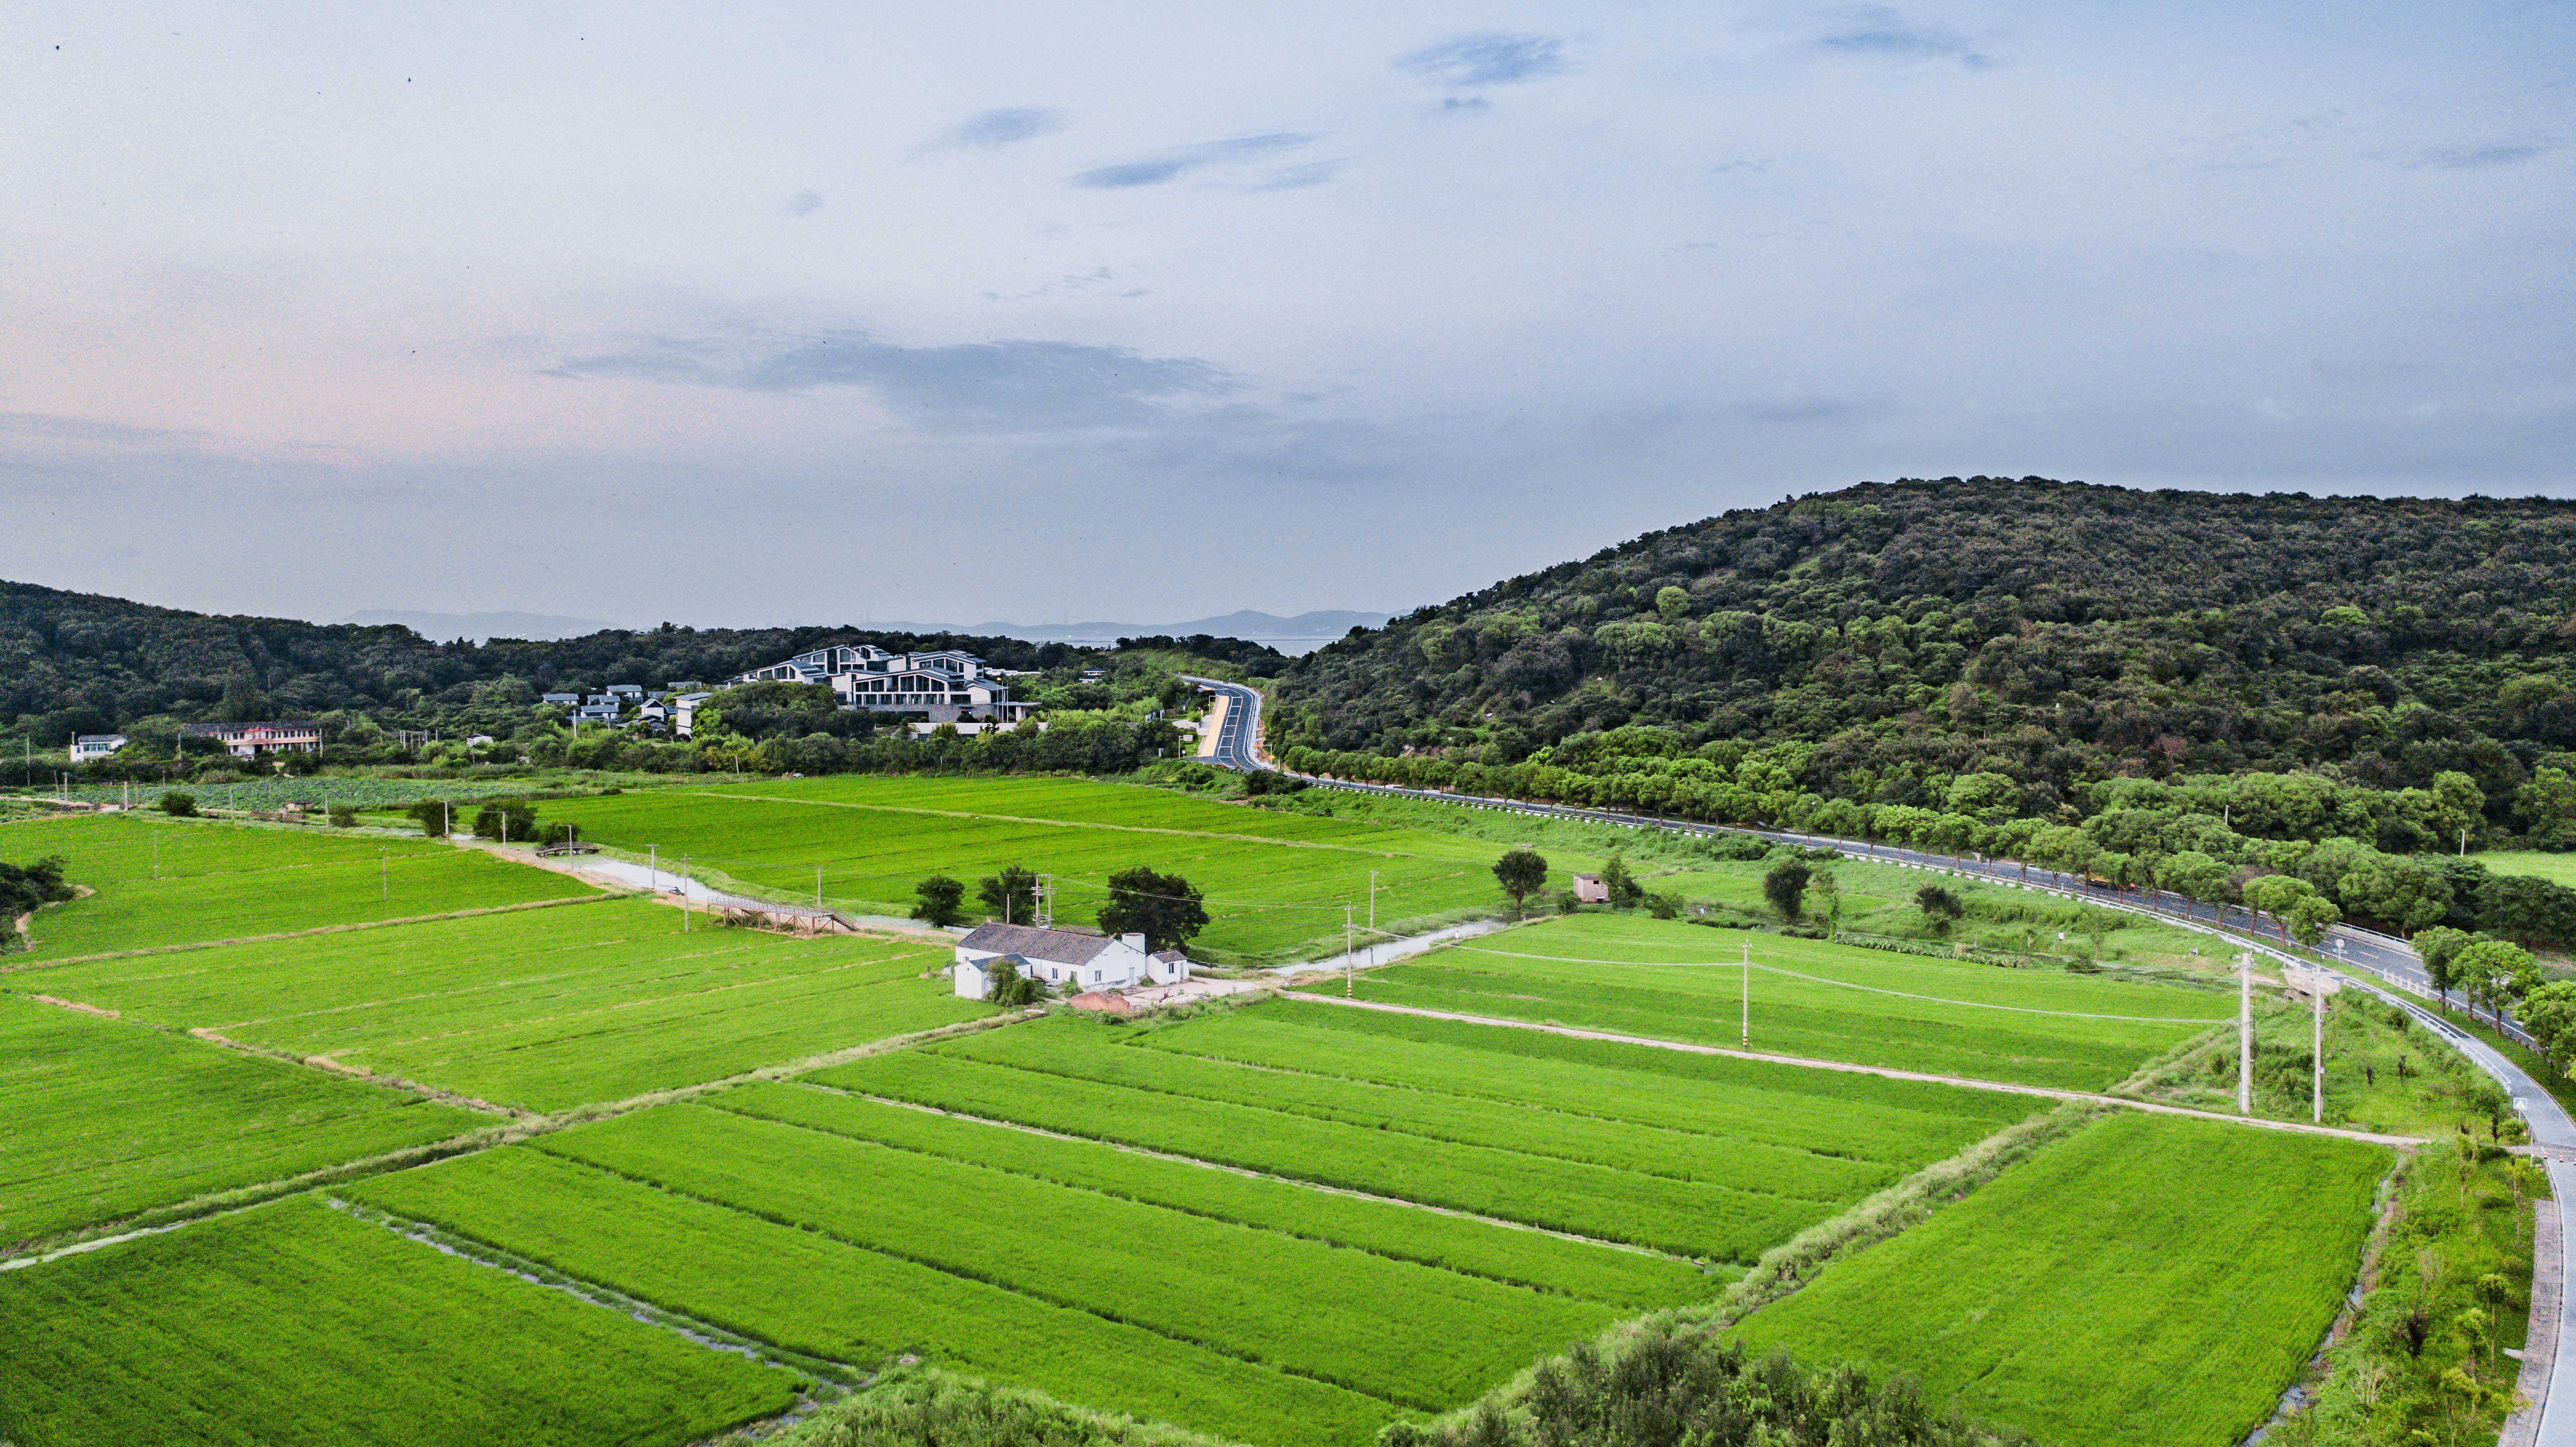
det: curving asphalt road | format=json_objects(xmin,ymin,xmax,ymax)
[{"xmin": 1189, "ymin": 671, "xmax": 2576, "ymax": 1442}]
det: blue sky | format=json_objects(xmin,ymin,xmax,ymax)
[{"xmin": 0, "ymin": 2, "xmax": 2568, "ymax": 628}]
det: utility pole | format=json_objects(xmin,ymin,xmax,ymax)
[
  {"xmin": 2237, "ymin": 951, "xmax": 2253, "ymax": 1116},
  {"xmin": 1368, "ymin": 870, "xmax": 1379, "ymax": 970},
  {"xmin": 817, "ymin": 865, "xmax": 824, "ymax": 909},
  {"xmin": 2313, "ymin": 985, "xmax": 2325, "ymax": 1125},
  {"xmin": 1346, "ymin": 905, "xmax": 1355, "ymax": 998},
  {"xmin": 650, "ymin": 844, "xmax": 659, "ymax": 894},
  {"xmin": 380, "ymin": 850, "xmax": 388, "ymax": 902}
]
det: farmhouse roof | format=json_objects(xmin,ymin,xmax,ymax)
[
  {"xmin": 1151, "ymin": 949, "xmax": 1189, "ymax": 964},
  {"xmin": 957, "ymin": 922, "xmax": 1120, "ymax": 966}
]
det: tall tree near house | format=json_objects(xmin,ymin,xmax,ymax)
[
  {"xmin": 1095, "ymin": 867, "xmax": 1209, "ymax": 954},
  {"xmin": 913, "ymin": 875, "xmax": 966, "ymax": 928},
  {"xmin": 1763, "ymin": 860, "xmax": 1811, "ymax": 922},
  {"xmin": 977, "ymin": 865, "xmax": 1038, "ymax": 925},
  {"xmin": 1493, "ymin": 848, "xmax": 1548, "ymax": 917}
]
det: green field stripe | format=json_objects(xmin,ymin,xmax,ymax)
[
  {"xmin": 1140, "ymin": 1003, "xmax": 2036, "ymax": 1160},
  {"xmin": 685, "ymin": 787, "xmax": 1433, "ymax": 857},
  {"xmin": 710, "ymin": 1080, "xmax": 1724, "ymax": 1311},
  {"xmin": 1732, "ymin": 1112, "xmax": 2389, "ymax": 1447},
  {"xmin": 0, "ymin": 1193, "xmax": 795, "ymax": 1447},
  {"xmin": 534, "ymin": 1102, "xmax": 1610, "ymax": 1411},
  {"xmin": 814, "ymin": 1050, "xmax": 1829, "ymax": 1261},
  {"xmin": 940, "ymin": 1018, "xmax": 1893, "ymax": 1200},
  {"xmin": 347, "ymin": 1147, "xmax": 1404, "ymax": 1447}
]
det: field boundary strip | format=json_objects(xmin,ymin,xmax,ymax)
[
  {"xmin": 328, "ymin": 1195, "xmax": 862, "ymax": 1388},
  {"xmin": 685, "ymin": 787, "xmax": 1423, "ymax": 857},
  {"xmin": 1442, "ymin": 945, "xmax": 2235, "ymax": 1024},
  {"xmin": 787, "ymin": 1082, "xmax": 1699, "ymax": 1261},
  {"xmin": 0, "ymin": 890, "xmax": 621, "ymax": 974},
  {"xmin": 1288, "ymin": 995, "xmax": 2425, "ymax": 1148}
]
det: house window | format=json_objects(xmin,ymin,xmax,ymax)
[{"xmin": 1091, "ymin": 970, "xmax": 1102, "ymax": 982}]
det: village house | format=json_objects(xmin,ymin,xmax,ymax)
[
  {"xmin": 180, "ymin": 721, "xmax": 323, "ymax": 757},
  {"xmin": 731, "ymin": 645, "xmax": 1035, "ymax": 725},
  {"xmin": 69, "ymin": 733, "xmax": 130, "ymax": 764},
  {"xmin": 950, "ymin": 922, "xmax": 1192, "ymax": 999}
]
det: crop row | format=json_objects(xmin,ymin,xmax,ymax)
[
  {"xmin": 815, "ymin": 1050, "xmax": 1830, "ymax": 1261},
  {"xmin": 25, "ymin": 900, "xmax": 980, "ymax": 1110},
  {"xmin": 1323, "ymin": 961, "xmax": 2200, "ymax": 1091},
  {"xmin": 349, "ymin": 1145, "xmax": 1400, "ymax": 1447},
  {"xmin": 536, "ymin": 1102, "xmax": 1610, "ymax": 1410},
  {"xmin": 1733, "ymin": 1112, "xmax": 2390, "ymax": 1447},
  {"xmin": 1134, "ymin": 1003, "xmax": 2033, "ymax": 1168},
  {"xmin": 0, "ymin": 997, "xmax": 479, "ymax": 1247},
  {"xmin": 714, "ymin": 1080, "xmax": 1722, "ymax": 1311},
  {"xmin": 0, "ymin": 1194, "xmax": 793, "ymax": 1447},
  {"xmin": 938, "ymin": 1019, "xmax": 1893, "ymax": 1200}
]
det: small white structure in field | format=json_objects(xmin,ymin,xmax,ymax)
[
  {"xmin": 951, "ymin": 922, "xmax": 1191, "ymax": 999},
  {"xmin": 70, "ymin": 734, "xmax": 130, "ymax": 764},
  {"xmin": 1570, "ymin": 873, "xmax": 1609, "ymax": 904}
]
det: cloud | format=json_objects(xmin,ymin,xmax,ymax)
[
  {"xmin": 784, "ymin": 190, "xmax": 824, "ymax": 216},
  {"xmin": 2411, "ymin": 138, "xmax": 2557, "ymax": 170},
  {"xmin": 1395, "ymin": 33, "xmax": 1567, "ymax": 88},
  {"xmin": 544, "ymin": 329, "xmax": 1234, "ymax": 433},
  {"xmin": 918, "ymin": 107, "xmax": 1065, "ymax": 155},
  {"xmin": 1069, "ymin": 132, "xmax": 1319, "ymax": 189},
  {"xmin": 1808, "ymin": 7, "xmax": 1993, "ymax": 69}
]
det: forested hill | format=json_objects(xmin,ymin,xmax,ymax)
[
  {"xmin": 1269, "ymin": 478, "xmax": 2576, "ymax": 830},
  {"xmin": 0, "ymin": 579, "xmax": 1280, "ymax": 740}
]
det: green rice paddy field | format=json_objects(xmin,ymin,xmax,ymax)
[
  {"xmin": 6, "ymin": 897, "xmax": 990, "ymax": 1110},
  {"xmin": 0, "ymin": 1195, "xmax": 796, "ymax": 1447},
  {"xmin": 1734, "ymin": 1110, "xmax": 2391, "ymax": 1447},
  {"xmin": 1307, "ymin": 912, "xmax": 2232, "ymax": 1090},
  {"xmin": 0, "ymin": 812, "xmax": 597, "ymax": 960},
  {"xmin": 545, "ymin": 777, "xmax": 1524, "ymax": 962},
  {"xmin": 0, "ymin": 994, "xmax": 482, "ymax": 1249}
]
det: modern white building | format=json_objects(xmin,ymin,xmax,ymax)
[
  {"xmin": 70, "ymin": 734, "xmax": 130, "ymax": 764},
  {"xmin": 670, "ymin": 692, "xmax": 714, "ymax": 739},
  {"xmin": 732, "ymin": 645, "xmax": 1034, "ymax": 725},
  {"xmin": 181, "ymin": 721, "xmax": 323, "ymax": 757},
  {"xmin": 951, "ymin": 922, "xmax": 1191, "ymax": 999}
]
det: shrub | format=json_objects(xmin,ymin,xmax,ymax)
[
  {"xmin": 158, "ymin": 792, "xmax": 198, "ymax": 817},
  {"xmin": 327, "ymin": 804, "xmax": 358, "ymax": 828}
]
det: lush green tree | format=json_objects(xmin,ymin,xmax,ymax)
[
  {"xmin": 1647, "ymin": 891, "xmax": 1682, "ymax": 920},
  {"xmin": 407, "ymin": 800, "xmax": 455, "ymax": 837},
  {"xmin": 1808, "ymin": 870, "xmax": 1840, "ymax": 929},
  {"xmin": 2285, "ymin": 893, "xmax": 2343, "ymax": 946},
  {"xmin": 158, "ymin": 791, "xmax": 198, "ymax": 817},
  {"xmin": 0, "ymin": 855, "xmax": 71, "ymax": 951},
  {"xmin": 2155, "ymin": 850, "xmax": 2231, "ymax": 902},
  {"xmin": 470, "ymin": 801, "xmax": 536, "ymax": 843},
  {"xmin": 1763, "ymin": 859, "xmax": 1812, "ymax": 921},
  {"xmin": 1095, "ymin": 867, "xmax": 1208, "ymax": 954},
  {"xmin": 977, "ymin": 866, "xmax": 1039, "ymax": 925},
  {"xmin": 912, "ymin": 875, "xmax": 965, "ymax": 928},
  {"xmin": 983, "ymin": 957, "xmax": 1042, "ymax": 1008},
  {"xmin": 1599, "ymin": 854, "xmax": 1644, "ymax": 908},
  {"xmin": 2242, "ymin": 874, "xmax": 2315, "ymax": 941},
  {"xmin": 2413, "ymin": 926, "xmax": 2473, "ymax": 1009},
  {"xmin": 2517, "ymin": 767, "xmax": 2576, "ymax": 851},
  {"xmin": 2520, "ymin": 980, "xmax": 2576, "ymax": 1078},
  {"xmin": 1493, "ymin": 848, "xmax": 1548, "ymax": 915},
  {"xmin": 2453, "ymin": 939, "xmax": 2540, "ymax": 1027},
  {"xmin": 1915, "ymin": 882, "xmax": 1964, "ymax": 935}
]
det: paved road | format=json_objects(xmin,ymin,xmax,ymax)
[{"xmin": 1189, "ymin": 673, "xmax": 2576, "ymax": 1437}]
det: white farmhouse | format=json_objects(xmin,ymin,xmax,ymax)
[
  {"xmin": 951, "ymin": 923, "xmax": 1191, "ymax": 999},
  {"xmin": 70, "ymin": 734, "xmax": 130, "ymax": 764}
]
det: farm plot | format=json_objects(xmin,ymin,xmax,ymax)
[
  {"xmin": 0, "ymin": 812, "xmax": 595, "ymax": 960},
  {"xmin": 349, "ymin": 1145, "xmax": 1403, "ymax": 1447},
  {"xmin": 0, "ymin": 995, "xmax": 480, "ymax": 1248},
  {"xmin": 712, "ymin": 1080, "xmax": 1720, "ymax": 1311},
  {"xmin": 0, "ymin": 1194, "xmax": 795, "ymax": 1447},
  {"xmin": 1733, "ymin": 1111, "xmax": 2389, "ymax": 1447},
  {"xmin": 1308, "ymin": 913, "xmax": 2227, "ymax": 1090},
  {"xmin": 545, "ymin": 777, "xmax": 1516, "ymax": 963},
  {"xmin": 814, "ymin": 1011, "xmax": 2037, "ymax": 1264},
  {"xmin": 11, "ymin": 899, "xmax": 989, "ymax": 1111},
  {"xmin": 531, "ymin": 1102, "xmax": 1614, "ymax": 1411}
]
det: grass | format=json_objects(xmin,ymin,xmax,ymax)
[
  {"xmin": 348, "ymin": 1145, "xmax": 1404, "ymax": 1447},
  {"xmin": 1731, "ymin": 1111, "xmax": 2391, "ymax": 1447},
  {"xmin": 712, "ymin": 1081, "xmax": 1724, "ymax": 1312},
  {"xmin": 1305, "ymin": 912, "xmax": 2229, "ymax": 1091},
  {"xmin": 544, "ymin": 776, "xmax": 1558, "ymax": 963},
  {"xmin": 0, "ymin": 1193, "xmax": 797, "ymax": 1447},
  {"xmin": 8, "ymin": 898, "xmax": 991, "ymax": 1111},
  {"xmin": 0, "ymin": 994, "xmax": 481, "ymax": 1248},
  {"xmin": 528, "ymin": 1101, "xmax": 1616, "ymax": 1413},
  {"xmin": 0, "ymin": 812, "xmax": 596, "ymax": 959},
  {"xmin": 814, "ymin": 1009, "xmax": 2036, "ymax": 1263},
  {"xmin": 2120, "ymin": 988, "xmax": 2507, "ymax": 1136},
  {"xmin": 2474, "ymin": 849, "xmax": 2576, "ymax": 888}
]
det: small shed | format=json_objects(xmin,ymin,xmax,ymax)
[{"xmin": 1571, "ymin": 873, "xmax": 1609, "ymax": 904}]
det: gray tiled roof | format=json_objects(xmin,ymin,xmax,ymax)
[{"xmin": 957, "ymin": 922, "xmax": 1119, "ymax": 966}]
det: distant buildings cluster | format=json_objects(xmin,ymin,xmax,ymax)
[{"xmin": 729, "ymin": 645, "xmax": 1034, "ymax": 726}]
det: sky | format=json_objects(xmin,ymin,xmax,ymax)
[{"xmin": 0, "ymin": 2, "xmax": 2569, "ymax": 630}]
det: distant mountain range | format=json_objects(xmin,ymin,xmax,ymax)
[{"xmin": 343, "ymin": 608, "xmax": 1393, "ymax": 655}]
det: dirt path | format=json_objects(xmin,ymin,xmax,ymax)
[{"xmin": 1289, "ymin": 994, "xmax": 2427, "ymax": 1148}]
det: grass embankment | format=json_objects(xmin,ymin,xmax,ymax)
[
  {"xmin": 1300, "ymin": 912, "xmax": 2228, "ymax": 1091},
  {"xmin": 2119, "ymin": 989, "xmax": 2515, "ymax": 1136},
  {"xmin": 11, "ymin": 897, "xmax": 991, "ymax": 1111},
  {"xmin": 0, "ymin": 811, "xmax": 595, "ymax": 960},
  {"xmin": 1732, "ymin": 1112, "xmax": 2391, "ymax": 1447},
  {"xmin": 2303, "ymin": 1143, "xmax": 2545, "ymax": 1443},
  {"xmin": 0, "ymin": 1194, "xmax": 796, "ymax": 1447},
  {"xmin": 0, "ymin": 994, "xmax": 479, "ymax": 1249}
]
